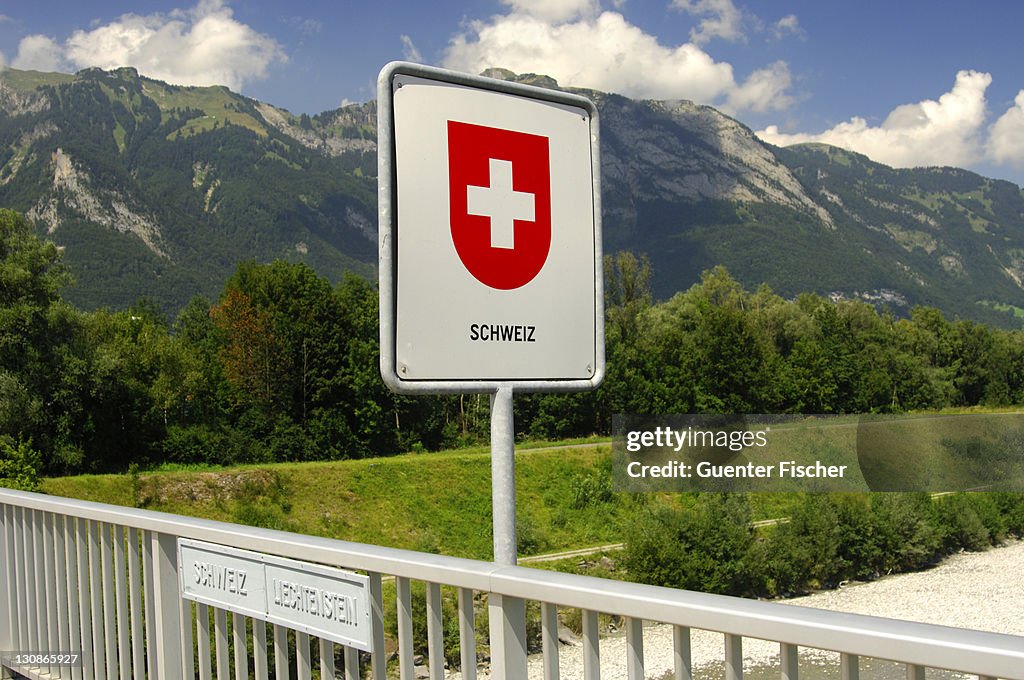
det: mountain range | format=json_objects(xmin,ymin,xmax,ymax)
[{"xmin": 2, "ymin": 65, "xmax": 1023, "ymax": 327}]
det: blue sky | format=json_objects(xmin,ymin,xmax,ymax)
[{"xmin": 3, "ymin": 0, "xmax": 1024, "ymax": 184}]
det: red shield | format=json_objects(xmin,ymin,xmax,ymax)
[{"xmin": 447, "ymin": 121, "xmax": 551, "ymax": 290}]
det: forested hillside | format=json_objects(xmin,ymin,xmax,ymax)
[{"xmin": 3, "ymin": 209, "xmax": 1023, "ymax": 480}]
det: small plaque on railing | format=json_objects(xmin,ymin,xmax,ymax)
[{"xmin": 178, "ymin": 538, "xmax": 372, "ymax": 651}]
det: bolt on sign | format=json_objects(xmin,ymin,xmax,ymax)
[{"xmin": 378, "ymin": 62, "xmax": 604, "ymax": 393}]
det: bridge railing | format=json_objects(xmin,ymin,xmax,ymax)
[{"xmin": 2, "ymin": 488, "xmax": 1022, "ymax": 680}]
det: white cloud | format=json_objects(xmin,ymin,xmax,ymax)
[
  {"xmin": 772, "ymin": 14, "xmax": 804, "ymax": 40},
  {"xmin": 672, "ymin": 0, "xmax": 746, "ymax": 45},
  {"xmin": 11, "ymin": 0, "xmax": 284, "ymax": 92},
  {"xmin": 400, "ymin": 35, "xmax": 422, "ymax": 63},
  {"xmin": 12, "ymin": 34, "xmax": 68, "ymax": 72},
  {"xmin": 726, "ymin": 61, "xmax": 792, "ymax": 113},
  {"xmin": 442, "ymin": 4, "xmax": 793, "ymax": 113},
  {"xmin": 758, "ymin": 70, "xmax": 993, "ymax": 168},
  {"xmin": 987, "ymin": 91, "xmax": 1024, "ymax": 167},
  {"xmin": 503, "ymin": 0, "xmax": 600, "ymax": 23}
]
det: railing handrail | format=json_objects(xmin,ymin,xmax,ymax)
[{"xmin": 3, "ymin": 487, "xmax": 1023, "ymax": 679}]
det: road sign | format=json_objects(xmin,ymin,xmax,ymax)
[
  {"xmin": 178, "ymin": 538, "xmax": 373, "ymax": 651},
  {"xmin": 378, "ymin": 62, "xmax": 604, "ymax": 393}
]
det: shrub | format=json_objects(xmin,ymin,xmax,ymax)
[
  {"xmin": 868, "ymin": 493, "xmax": 942, "ymax": 573},
  {"xmin": 0, "ymin": 436, "xmax": 42, "ymax": 491},
  {"xmin": 622, "ymin": 494, "xmax": 753, "ymax": 594}
]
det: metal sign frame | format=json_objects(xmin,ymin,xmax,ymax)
[{"xmin": 377, "ymin": 61, "xmax": 605, "ymax": 395}]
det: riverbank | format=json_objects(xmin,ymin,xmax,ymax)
[{"xmin": 505, "ymin": 540, "xmax": 1024, "ymax": 679}]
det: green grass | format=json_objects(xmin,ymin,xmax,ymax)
[
  {"xmin": 0, "ymin": 68, "xmax": 74, "ymax": 92},
  {"xmin": 39, "ymin": 435, "xmax": 815, "ymax": 561},
  {"xmin": 42, "ymin": 442, "xmax": 631, "ymax": 560},
  {"xmin": 979, "ymin": 300, "xmax": 1024, "ymax": 320}
]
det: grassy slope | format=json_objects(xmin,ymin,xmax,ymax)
[
  {"xmin": 42, "ymin": 443, "xmax": 631, "ymax": 560},
  {"xmin": 41, "ymin": 440, "xmax": 800, "ymax": 561}
]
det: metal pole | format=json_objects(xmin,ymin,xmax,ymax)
[
  {"xmin": 488, "ymin": 384, "xmax": 528, "ymax": 680},
  {"xmin": 490, "ymin": 384, "xmax": 516, "ymax": 566}
]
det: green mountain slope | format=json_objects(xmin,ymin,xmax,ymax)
[
  {"xmin": 2, "ymin": 66, "xmax": 1024, "ymax": 327},
  {"xmin": 0, "ymin": 67, "xmax": 376, "ymax": 311}
]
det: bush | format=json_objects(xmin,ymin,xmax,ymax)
[
  {"xmin": 868, "ymin": 493, "xmax": 942, "ymax": 573},
  {"xmin": 933, "ymin": 493, "xmax": 1005, "ymax": 551},
  {"xmin": 0, "ymin": 436, "xmax": 42, "ymax": 491},
  {"xmin": 622, "ymin": 494, "xmax": 753, "ymax": 594}
]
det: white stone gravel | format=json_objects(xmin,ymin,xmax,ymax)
[{"xmin": 462, "ymin": 540, "xmax": 1024, "ymax": 680}]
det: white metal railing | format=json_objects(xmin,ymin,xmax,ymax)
[{"xmin": 2, "ymin": 488, "xmax": 1023, "ymax": 680}]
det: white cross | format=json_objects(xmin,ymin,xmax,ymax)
[{"xmin": 466, "ymin": 158, "xmax": 536, "ymax": 249}]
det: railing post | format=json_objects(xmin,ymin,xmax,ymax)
[
  {"xmin": 0, "ymin": 505, "xmax": 13, "ymax": 680},
  {"xmin": 582, "ymin": 609, "xmax": 599, "ymax": 680},
  {"xmin": 541, "ymin": 602, "xmax": 558, "ymax": 680},
  {"xmin": 673, "ymin": 626, "xmax": 692, "ymax": 680},
  {"xmin": 725, "ymin": 634, "xmax": 743, "ymax": 680},
  {"xmin": 781, "ymin": 643, "xmax": 799, "ymax": 680},
  {"xmin": 626, "ymin": 616, "xmax": 644, "ymax": 680},
  {"xmin": 460, "ymin": 588, "xmax": 479, "ymax": 680},
  {"xmin": 369, "ymin": 572, "xmax": 386, "ymax": 680},
  {"xmin": 841, "ymin": 653, "xmax": 858, "ymax": 680},
  {"xmin": 152, "ymin": 532, "xmax": 184, "ymax": 679}
]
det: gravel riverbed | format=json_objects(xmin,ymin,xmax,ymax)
[{"xmin": 466, "ymin": 540, "xmax": 1024, "ymax": 680}]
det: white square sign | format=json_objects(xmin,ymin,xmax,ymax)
[{"xmin": 378, "ymin": 62, "xmax": 603, "ymax": 392}]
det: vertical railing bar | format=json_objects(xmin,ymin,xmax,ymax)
[
  {"xmin": 142, "ymin": 529, "xmax": 157, "ymax": 680},
  {"xmin": 253, "ymin": 619, "xmax": 269, "ymax": 680},
  {"xmin": 152, "ymin": 532, "xmax": 185, "ymax": 680},
  {"xmin": 344, "ymin": 645, "xmax": 359, "ymax": 680},
  {"xmin": 23, "ymin": 508, "xmax": 40, "ymax": 652},
  {"xmin": 100, "ymin": 523, "xmax": 118, "ymax": 679},
  {"xmin": 427, "ymin": 582, "xmax": 444, "ymax": 680},
  {"xmin": 113, "ymin": 525, "xmax": 131, "ymax": 680},
  {"xmin": 906, "ymin": 665, "xmax": 926, "ymax": 680},
  {"xmin": 540, "ymin": 602, "xmax": 558, "ymax": 680},
  {"xmin": 319, "ymin": 638, "xmax": 335, "ymax": 680},
  {"xmin": 13, "ymin": 507, "xmax": 27, "ymax": 651},
  {"xmin": 42, "ymin": 512, "xmax": 60, "ymax": 677},
  {"xmin": 54, "ymin": 515, "xmax": 72, "ymax": 680},
  {"xmin": 1, "ymin": 506, "xmax": 17, "ymax": 652},
  {"xmin": 0, "ymin": 505, "xmax": 10, "ymax": 652},
  {"xmin": 126, "ymin": 528, "xmax": 145, "ymax": 680},
  {"xmin": 75, "ymin": 517, "xmax": 95, "ymax": 680},
  {"xmin": 296, "ymin": 631, "xmax": 312, "ymax": 680},
  {"xmin": 782, "ymin": 644, "xmax": 800, "ymax": 680},
  {"xmin": 214, "ymin": 607, "xmax": 230, "ymax": 680},
  {"xmin": 673, "ymin": 626, "xmax": 692, "ymax": 680},
  {"xmin": 626, "ymin": 616, "xmax": 644, "ymax": 680},
  {"xmin": 840, "ymin": 652, "xmax": 858, "ymax": 680},
  {"xmin": 273, "ymin": 625, "xmax": 290, "ymax": 680},
  {"xmin": 397, "ymin": 577, "xmax": 414, "ymax": 680},
  {"xmin": 181, "ymin": 598, "xmax": 196, "ymax": 680},
  {"xmin": 88, "ymin": 520, "xmax": 106, "ymax": 680},
  {"xmin": 725, "ymin": 634, "xmax": 743, "ymax": 680},
  {"xmin": 64, "ymin": 515, "xmax": 83, "ymax": 680},
  {"xmin": 369, "ymin": 573, "xmax": 386, "ymax": 680},
  {"xmin": 31, "ymin": 510, "xmax": 46, "ymax": 657},
  {"xmin": 197, "ymin": 603, "xmax": 212, "ymax": 680},
  {"xmin": 582, "ymin": 609, "xmax": 600, "ymax": 680},
  {"xmin": 232, "ymin": 613, "xmax": 248, "ymax": 680},
  {"xmin": 460, "ymin": 588, "xmax": 478, "ymax": 680}
]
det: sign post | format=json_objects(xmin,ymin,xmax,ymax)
[{"xmin": 377, "ymin": 61, "xmax": 603, "ymax": 679}]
